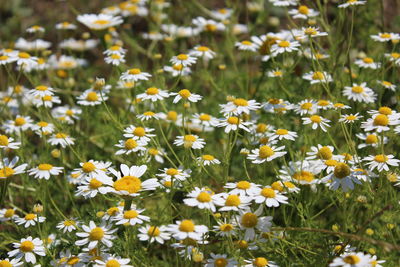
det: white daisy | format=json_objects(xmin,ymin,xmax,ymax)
[
  {"xmin": 28, "ymin": 164, "xmax": 63, "ymax": 180},
  {"xmin": 8, "ymin": 237, "xmax": 45, "ymax": 264},
  {"xmin": 247, "ymin": 145, "xmax": 287, "ymax": 164},
  {"xmin": 77, "ymin": 13, "xmax": 123, "ymax": 30},
  {"xmin": 138, "ymin": 225, "xmax": 171, "ymax": 244},
  {"xmin": 174, "ymin": 135, "xmax": 205, "ymax": 149},
  {"xmin": 75, "ymin": 221, "xmax": 117, "ymax": 249}
]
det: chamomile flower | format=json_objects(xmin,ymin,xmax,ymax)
[
  {"xmin": 236, "ymin": 40, "xmax": 259, "ymax": 52},
  {"xmin": 377, "ymin": 80, "xmax": 396, "ymax": 91},
  {"xmin": 137, "ymin": 111, "xmax": 162, "ymax": 121},
  {"xmin": 4, "ymin": 116, "xmax": 33, "ymax": 134},
  {"xmin": 157, "ymin": 167, "xmax": 190, "ymax": 181},
  {"xmin": 56, "ymin": 21, "xmax": 77, "ymax": 30},
  {"xmin": 302, "ymin": 71, "xmax": 333, "ymax": 84},
  {"xmin": 48, "ymin": 132, "xmax": 75, "ymax": 148},
  {"xmin": 174, "ymin": 135, "xmax": 205, "ymax": 149},
  {"xmin": 170, "ymin": 53, "xmax": 197, "ymax": 67},
  {"xmin": 205, "ymin": 254, "xmax": 238, "ymax": 267},
  {"xmin": 26, "ymin": 25, "xmax": 45, "ymax": 33},
  {"xmin": 267, "ymin": 69, "xmax": 284, "ymax": 78},
  {"xmin": 104, "ymin": 53, "xmax": 125, "ymax": 65},
  {"xmin": 0, "ymin": 54, "xmax": 17, "ymax": 65},
  {"xmin": 302, "ymin": 115, "xmax": 331, "ymax": 132},
  {"xmin": 210, "ymin": 8, "xmax": 233, "ymax": 20},
  {"xmin": 28, "ymin": 164, "xmax": 63, "ymax": 180},
  {"xmin": 213, "ymin": 220, "xmax": 237, "ymax": 237},
  {"xmin": 371, "ymin": 32, "xmax": 400, "ymax": 42},
  {"xmin": 145, "ymin": 147, "xmax": 165, "ymax": 163},
  {"xmin": 289, "ymin": 5, "xmax": 319, "ymax": 19},
  {"xmin": 8, "ymin": 237, "xmax": 45, "ymax": 264},
  {"xmin": 243, "ymin": 257, "xmax": 279, "ymax": 267},
  {"xmin": 247, "ymin": 145, "xmax": 287, "ymax": 164},
  {"xmin": 268, "ymin": 129, "xmax": 297, "ymax": 141},
  {"xmin": 77, "ymin": 14, "xmax": 123, "ymax": 30},
  {"xmin": 0, "ymin": 135, "xmax": 21, "ymax": 150},
  {"xmin": 269, "ymin": 0, "xmax": 298, "ymax": 6},
  {"xmin": 299, "ymin": 27, "xmax": 329, "ymax": 39},
  {"xmin": 339, "ymin": 113, "xmax": 363, "ymax": 123},
  {"xmin": 94, "ymin": 255, "xmax": 133, "ymax": 267},
  {"xmin": 0, "ymin": 258, "xmax": 23, "ymax": 267},
  {"xmin": 191, "ymin": 113, "xmax": 220, "ymax": 128},
  {"xmin": 120, "ymin": 68, "xmax": 152, "ymax": 82},
  {"xmin": 356, "ymin": 133, "xmax": 385, "ymax": 149},
  {"xmin": 33, "ymin": 94, "xmax": 61, "ymax": 108},
  {"xmin": 75, "ymin": 176, "xmax": 114, "ymax": 198},
  {"xmin": 75, "ymin": 221, "xmax": 117, "ymax": 249},
  {"xmin": 294, "ymin": 99, "xmax": 318, "ymax": 115},
  {"xmin": 15, "ymin": 52, "xmax": 38, "ymax": 67},
  {"xmin": 385, "ymin": 52, "xmax": 400, "ymax": 65},
  {"xmin": 192, "ymin": 16, "xmax": 226, "ymax": 32},
  {"xmin": 363, "ymin": 154, "xmax": 400, "ymax": 172},
  {"xmin": 0, "ymin": 208, "xmax": 18, "ymax": 222},
  {"xmin": 306, "ymin": 145, "xmax": 337, "ymax": 161},
  {"xmin": 110, "ymin": 164, "xmax": 159, "ymax": 196},
  {"xmin": 77, "ymin": 91, "xmax": 107, "ymax": 106},
  {"xmin": 189, "ymin": 45, "xmax": 216, "ymax": 60},
  {"xmin": 338, "ymin": 0, "xmax": 366, "ymax": 8},
  {"xmin": 115, "ymin": 138, "xmax": 147, "ymax": 155},
  {"xmin": 361, "ymin": 114, "xmax": 398, "ymax": 132},
  {"xmin": 224, "ymin": 180, "xmax": 260, "ymax": 196},
  {"xmin": 215, "ymin": 193, "xmax": 252, "ymax": 212},
  {"xmin": 183, "ymin": 187, "xmax": 219, "ymax": 212},
  {"xmin": 322, "ymin": 163, "xmax": 362, "ymax": 192},
  {"xmin": 271, "ymin": 180, "xmax": 300, "ymax": 194},
  {"xmin": 218, "ymin": 116, "xmax": 252, "ymax": 133},
  {"xmin": 137, "ymin": 87, "xmax": 170, "ymax": 102},
  {"xmin": 221, "ymin": 98, "xmax": 261, "ymax": 115},
  {"xmin": 29, "ymin": 85, "xmax": 54, "ymax": 97},
  {"xmin": 252, "ymin": 186, "xmax": 289, "ymax": 207},
  {"xmin": 271, "ymin": 40, "xmax": 300, "ymax": 56},
  {"xmin": 236, "ymin": 206, "xmax": 273, "ymax": 241},
  {"xmin": 136, "ymin": 223, "xmax": 173, "ymax": 245},
  {"xmin": 171, "ymin": 89, "xmax": 202, "ymax": 103},
  {"xmin": 56, "ymin": 218, "xmax": 79, "ymax": 233},
  {"xmin": 167, "ymin": 220, "xmax": 208, "ymax": 241},
  {"xmin": 343, "ymin": 83, "xmax": 376, "ymax": 103},
  {"xmin": 197, "ymin": 154, "xmax": 221, "ymax": 166},
  {"xmin": 0, "ymin": 156, "xmax": 27, "ymax": 179},
  {"xmin": 15, "ymin": 213, "xmax": 46, "ymax": 228},
  {"xmin": 163, "ymin": 64, "xmax": 192, "ymax": 77},
  {"xmin": 329, "ymin": 252, "xmax": 371, "ymax": 266},
  {"xmin": 31, "ymin": 121, "xmax": 55, "ymax": 136},
  {"xmin": 355, "ymin": 57, "xmax": 381, "ymax": 69},
  {"xmin": 112, "ymin": 206, "xmax": 150, "ymax": 226}
]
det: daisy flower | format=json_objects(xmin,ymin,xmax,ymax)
[
  {"xmin": 171, "ymin": 89, "xmax": 202, "ymax": 103},
  {"xmin": 236, "ymin": 40, "xmax": 259, "ymax": 52},
  {"xmin": 0, "ymin": 258, "xmax": 23, "ymax": 266},
  {"xmin": 213, "ymin": 220, "xmax": 237, "ymax": 237},
  {"xmin": 267, "ymin": 69, "xmax": 284, "ymax": 78},
  {"xmin": 170, "ymin": 53, "xmax": 197, "ymax": 67},
  {"xmin": 115, "ymin": 138, "xmax": 147, "ymax": 155},
  {"xmin": 137, "ymin": 111, "xmax": 162, "ymax": 121},
  {"xmin": 243, "ymin": 257, "xmax": 279, "ymax": 267},
  {"xmin": 103, "ymin": 45, "xmax": 127, "ymax": 56},
  {"xmin": 192, "ymin": 16, "xmax": 226, "ymax": 32},
  {"xmin": 146, "ymin": 147, "xmax": 165, "ymax": 163},
  {"xmin": 385, "ymin": 52, "xmax": 400, "ymax": 65},
  {"xmin": 29, "ymin": 85, "xmax": 54, "ymax": 97},
  {"xmin": 167, "ymin": 220, "xmax": 208, "ymax": 241},
  {"xmin": 197, "ymin": 154, "xmax": 221, "ymax": 166},
  {"xmin": 48, "ymin": 132, "xmax": 75, "ymax": 148},
  {"xmin": 0, "ymin": 135, "xmax": 21, "ymax": 150},
  {"xmin": 94, "ymin": 255, "xmax": 133, "ymax": 267},
  {"xmin": 105, "ymin": 53, "xmax": 125, "ymax": 65},
  {"xmin": 75, "ymin": 221, "xmax": 117, "ymax": 249},
  {"xmin": 306, "ymin": 145, "xmax": 338, "ymax": 161},
  {"xmin": 377, "ymin": 80, "xmax": 396, "ymax": 91},
  {"xmin": 271, "ymin": 180, "xmax": 300, "ymax": 194},
  {"xmin": 120, "ymin": 68, "xmax": 152, "ymax": 82},
  {"xmin": 205, "ymin": 254, "xmax": 238, "ymax": 267},
  {"xmin": 342, "ymin": 82, "xmax": 376, "ymax": 103},
  {"xmin": 363, "ymin": 154, "xmax": 400, "ymax": 172},
  {"xmin": 298, "ymin": 27, "xmax": 328, "ymax": 39},
  {"xmin": 236, "ymin": 206, "xmax": 273, "ymax": 241},
  {"xmin": 75, "ymin": 176, "xmax": 114, "ymax": 198},
  {"xmin": 302, "ymin": 115, "xmax": 331, "ymax": 131},
  {"xmin": 74, "ymin": 160, "xmax": 110, "ymax": 181},
  {"xmin": 355, "ymin": 57, "xmax": 381, "ymax": 69},
  {"xmin": 288, "ymin": 5, "xmax": 319, "ymax": 19},
  {"xmin": 356, "ymin": 133, "xmax": 384, "ymax": 149},
  {"xmin": 191, "ymin": 113, "xmax": 220, "ymax": 128},
  {"xmin": 123, "ymin": 125, "xmax": 155, "ymax": 143},
  {"xmin": 15, "ymin": 213, "xmax": 45, "ymax": 228},
  {"xmin": 329, "ymin": 252, "xmax": 371, "ymax": 266},
  {"xmin": 137, "ymin": 87, "xmax": 170, "ymax": 102},
  {"xmin": 189, "ymin": 45, "xmax": 216, "ymax": 60},
  {"xmin": 220, "ymin": 98, "xmax": 261, "ymax": 115},
  {"xmin": 156, "ymin": 167, "xmax": 190, "ymax": 181},
  {"xmin": 269, "ymin": 0, "xmax": 298, "ymax": 6},
  {"xmin": 271, "ymin": 40, "xmax": 300, "ymax": 56},
  {"xmin": 0, "ymin": 156, "xmax": 27, "ymax": 179},
  {"xmin": 322, "ymin": 163, "xmax": 362, "ymax": 192},
  {"xmin": 183, "ymin": 187, "xmax": 219, "ymax": 212},
  {"xmin": 15, "ymin": 52, "xmax": 38, "ymax": 67},
  {"xmin": 218, "ymin": 116, "xmax": 252, "ymax": 133},
  {"xmin": 77, "ymin": 91, "xmax": 107, "ymax": 106},
  {"xmin": 247, "ymin": 145, "xmax": 287, "ymax": 164},
  {"xmin": 361, "ymin": 114, "xmax": 397, "ymax": 132},
  {"xmin": 110, "ymin": 164, "xmax": 159, "ymax": 196},
  {"xmin": 224, "ymin": 180, "xmax": 260, "ymax": 196},
  {"xmin": 31, "ymin": 121, "xmax": 55, "ymax": 136},
  {"xmin": 339, "ymin": 113, "xmax": 363, "ymax": 123},
  {"xmin": 4, "ymin": 116, "xmax": 33, "ymax": 134},
  {"xmin": 0, "ymin": 54, "xmax": 17, "ymax": 65},
  {"xmin": 163, "ymin": 64, "xmax": 192, "ymax": 77},
  {"xmin": 28, "ymin": 164, "xmax": 63, "ymax": 180},
  {"xmin": 55, "ymin": 21, "xmax": 77, "ymax": 30},
  {"xmin": 338, "ymin": 0, "xmax": 366, "ymax": 8},
  {"xmin": 26, "ymin": 25, "xmax": 44, "ymax": 33},
  {"xmin": 252, "ymin": 186, "xmax": 289, "ymax": 207},
  {"xmin": 215, "ymin": 193, "xmax": 252, "ymax": 211},
  {"xmin": 210, "ymin": 8, "xmax": 233, "ymax": 20},
  {"xmin": 56, "ymin": 218, "xmax": 79, "ymax": 233},
  {"xmin": 371, "ymin": 32, "xmax": 400, "ymax": 42},
  {"xmin": 302, "ymin": 71, "xmax": 333, "ymax": 84},
  {"xmin": 294, "ymin": 99, "xmax": 318, "ymax": 115},
  {"xmin": 112, "ymin": 206, "xmax": 150, "ymax": 226},
  {"xmin": 0, "ymin": 208, "xmax": 18, "ymax": 222},
  {"xmin": 268, "ymin": 129, "xmax": 297, "ymax": 141},
  {"xmin": 77, "ymin": 14, "xmax": 123, "ymax": 30},
  {"xmin": 174, "ymin": 135, "xmax": 205, "ymax": 149},
  {"xmin": 138, "ymin": 225, "xmax": 171, "ymax": 244},
  {"xmin": 8, "ymin": 237, "xmax": 45, "ymax": 264}
]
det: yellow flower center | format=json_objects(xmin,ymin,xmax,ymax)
[
  {"xmin": 167, "ymin": 111, "xmax": 178, "ymax": 121},
  {"xmin": 301, "ymin": 102, "xmax": 313, "ymax": 110},
  {"xmin": 214, "ymin": 258, "xmax": 228, "ymax": 267},
  {"xmin": 378, "ymin": 106, "xmax": 392, "ymax": 115},
  {"xmin": 20, "ymin": 240, "xmax": 34, "ymax": 252},
  {"xmin": 0, "ymin": 135, "xmax": 9, "ymax": 146},
  {"xmin": 67, "ymin": 257, "xmax": 80, "ymax": 265},
  {"xmin": 177, "ymin": 54, "xmax": 188, "ymax": 61},
  {"xmin": 346, "ymin": 115, "xmax": 357, "ymax": 121},
  {"xmin": 254, "ymin": 257, "xmax": 269, "ymax": 267},
  {"xmin": 310, "ymin": 115, "xmax": 322, "ymax": 123},
  {"xmin": 178, "ymin": 89, "xmax": 191, "ymax": 98},
  {"xmin": 278, "ymin": 40, "xmax": 290, "ymax": 47},
  {"xmin": 344, "ymin": 255, "xmax": 360, "ymax": 264},
  {"xmin": 261, "ymin": 188, "xmax": 276, "ymax": 198},
  {"xmin": 197, "ymin": 46, "xmax": 209, "ymax": 52},
  {"xmin": 241, "ymin": 40, "xmax": 252, "ymax": 46},
  {"xmin": 317, "ymin": 146, "xmax": 333, "ymax": 160},
  {"xmin": 233, "ymin": 98, "xmax": 249, "ymax": 106},
  {"xmin": 305, "ymin": 27, "xmax": 317, "ymax": 35},
  {"xmin": 312, "ymin": 71, "xmax": 324, "ymax": 80},
  {"xmin": 4, "ymin": 209, "xmax": 15, "ymax": 218},
  {"xmin": 293, "ymin": 171, "xmax": 314, "ymax": 182},
  {"xmin": 196, "ymin": 191, "xmax": 212, "ymax": 202},
  {"xmin": 148, "ymin": 148, "xmax": 159, "ymax": 156},
  {"xmin": 276, "ymin": 129, "xmax": 288, "ymax": 135},
  {"xmin": 82, "ymin": 162, "xmax": 96, "ymax": 173},
  {"xmin": 143, "ymin": 111, "xmax": 155, "ymax": 116},
  {"xmin": 271, "ymin": 181, "xmax": 284, "ymax": 191},
  {"xmin": 0, "ymin": 167, "xmax": 15, "ymax": 178},
  {"xmin": 172, "ymin": 64, "xmax": 183, "ymax": 71},
  {"xmin": 0, "ymin": 55, "xmax": 9, "ymax": 61},
  {"xmin": 146, "ymin": 87, "xmax": 159, "ymax": 95},
  {"xmin": 365, "ymin": 134, "xmax": 378, "ymax": 144},
  {"xmin": 298, "ymin": 5, "xmax": 309, "ymax": 14},
  {"xmin": 94, "ymin": 19, "xmax": 110, "ymax": 25},
  {"xmin": 147, "ymin": 226, "xmax": 161, "ymax": 236},
  {"xmin": 374, "ymin": 154, "xmax": 388, "ymax": 163},
  {"xmin": 14, "ymin": 117, "xmax": 26, "ymax": 126},
  {"xmin": 64, "ymin": 220, "xmax": 76, "ymax": 226},
  {"xmin": 205, "ymin": 24, "xmax": 217, "ymax": 31},
  {"xmin": 114, "ymin": 176, "xmax": 142, "ymax": 193},
  {"xmin": 42, "ymin": 95, "xmax": 53, "ymax": 101},
  {"xmin": 380, "ymin": 33, "xmax": 391, "ymax": 38},
  {"xmin": 37, "ymin": 121, "xmax": 49, "ymax": 127},
  {"xmin": 55, "ymin": 133, "xmax": 68, "ymax": 139},
  {"xmin": 25, "ymin": 213, "xmax": 36, "ymax": 220},
  {"xmin": 89, "ymin": 227, "xmax": 104, "ymax": 241},
  {"xmin": 105, "ymin": 260, "xmax": 121, "ymax": 267},
  {"xmin": 125, "ymin": 139, "xmax": 138, "ymax": 150},
  {"xmin": 220, "ymin": 224, "xmax": 234, "ymax": 232},
  {"xmin": 363, "ymin": 57, "xmax": 374, "ymax": 64},
  {"xmin": 124, "ymin": 210, "xmax": 138, "ymax": 219},
  {"xmin": 166, "ymin": 168, "xmax": 179, "ymax": 176},
  {"xmin": 259, "ymin": 145, "xmax": 275, "ymax": 158},
  {"xmin": 241, "ymin": 212, "xmax": 258, "ymax": 228},
  {"xmin": 373, "ymin": 114, "xmax": 389, "ymax": 126},
  {"xmin": 225, "ymin": 195, "xmax": 241, "ymax": 206},
  {"xmin": 235, "ymin": 181, "xmax": 250, "ymax": 189},
  {"xmin": 89, "ymin": 178, "xmax": 103, "ymax": 189},
  {"xmin": 35, "ymin": 85, "xmax": 48, "ymax": 91},
  {"xmin": 0, "ymin": 260, "xmax": 12, "ymax": 267},
  {"xmin": 86, "ymin": 92, "xmax": 99, "ymax": 102},
  {"xmin": 227, "ymin": 116, "xmax": 239, "ymax": 125},
  {"xmin": 351, "ymin": 86, "xmax": 364, "ymax": 93},
  {"xmin": 391, "ymin": 52, "xmax": 400, "ymax": 58},
  {"xmin": 256, "ymin": 123, "xmax": 268, "ymax": 133},
  {"xmin": 111, "ymin": 54, "xmax": 121, "ymax": 59},
  {"xmin": 334, "ymin": 163, "xmax": 351, "ymax": 179},
  {"xmin": 179, "ymin": 220, "xmax": 195, "ymax": 232},
  {"xmin": 202, "ymin": 154, "xmax": 214, "ymax": 161},
  {"xmin": 38, "ymin": 163, "xmax": 53, "ymax": 171},
  {"xmin": 133, "ymin": 127, "xmax": 146, "ymax": 137},
  {"xmin": 197, "ymin": 114, "xmax": 211, "ymax": 122},
  {"xmin": 184, "ymin": 135, "xmax": 197, "ymax": 142},
  {"xmin": 128, "ymin": 68, "xmax": 141, "ymax": 74},
  {"xmin": 18, "ymin": 52, "xmax": 31, "ymax": 59}
]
